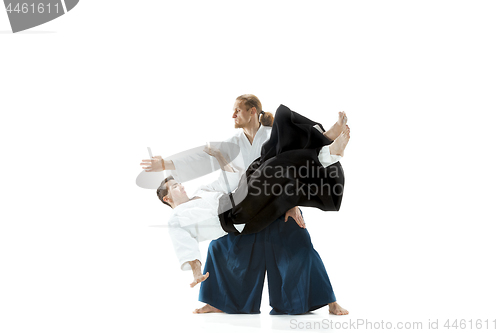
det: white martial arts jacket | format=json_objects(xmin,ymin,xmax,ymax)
[{"xmin": 168, "ymin": 125, "xmax": 341, "ymax": 271}]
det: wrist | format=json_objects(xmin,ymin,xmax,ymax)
[
  {"xmin": 161, "ymin": 159, "xmax": 165, "ymax": 170},
  {"xmin": 188, "ymin": 259, "xmax": 201, "ymax": 271}
]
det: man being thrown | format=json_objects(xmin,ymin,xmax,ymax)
[
  {"xmin": 142, "ymin": 96, "xmax": 350, "ymax": 315},
  {"xmin": 155, "ymin": 113, "xmax": 349, "ymax": 265}
]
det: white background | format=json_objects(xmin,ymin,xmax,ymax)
[{"xmin": 1, "ymin": 1, "xmax": 499, "ymax": 332}]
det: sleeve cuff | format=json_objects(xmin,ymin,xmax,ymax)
[
  {"xmin": 180, "ymin": 255, "xmax": 203, "ymax": 271},
  {"xmin": 318, "ymin": 146, "xmax": 342, "ymax": 168}
]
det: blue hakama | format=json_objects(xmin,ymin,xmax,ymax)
[{"xmin": 199, "ymin": 212, "xmax": 336, "ymax": 315}]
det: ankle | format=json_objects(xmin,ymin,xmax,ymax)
[{"xmin": 329, "ymin": 143, "xmax": 338, "ymax": 156}]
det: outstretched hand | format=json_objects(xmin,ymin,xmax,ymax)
[
  {"xmin": 285, "ymin": 206, "xmax": 306, "ymax": 228},
  {"xmin": 140, "ymin": 155, "xmax": 163, "ymax": 172},
  {"xmin": 190, "ymin": 272, "xmax": 209, "ymax": 288},
  {"xmin": 203, "ymin": 144, "xmax": 222, "ymax": 158}
]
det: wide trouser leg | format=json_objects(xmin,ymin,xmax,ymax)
[
  {"xmin": 265, "ymin": 214, "xmax": 336, "ymax": 315},
  {"xmin": 199, "ymin": 232, "xmax": 266, "ymax": 314}
]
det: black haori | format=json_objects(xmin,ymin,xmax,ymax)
[{"xmin": 218, "ymin": 104, "xmax": 345, "ymax": 235}]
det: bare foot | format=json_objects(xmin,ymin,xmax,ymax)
[
  {"xmin": 329, "ymin": 302, "xmax": 349, "ymax": 315},
  {"xmin": 324, "ymin": 111, "xmax": 348, "ymax": 141},
  {"xmin": 329, "ymin": 125, "xmax": 350, "ymax": 157},
  {"xmin": 193, "ymin": 304, "xmax": 223, "ymax": 314}
]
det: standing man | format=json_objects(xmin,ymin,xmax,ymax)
[{"xmin": 144, "ymin": 95, "xmax": 349, "ymax": 315}]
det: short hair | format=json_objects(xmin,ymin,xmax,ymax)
[
  {"xmin": 156, "ymin": 176, "xmax": 174, "ymax": 208},
  {"xmin": 236, "ymin": 94, "xmax": 274, "ymax": 127}
]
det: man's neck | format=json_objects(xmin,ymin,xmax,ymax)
[
  {"xmin": 242, "ymin": 121, "xmax": 261, "ymax": 145},
  {"xmin": 171, "ymin": 197, "xmax": 190, "ymax": 209},
  {"xmin": 171, "ymin": 196, "xmax": 200, "ymax": 209}
]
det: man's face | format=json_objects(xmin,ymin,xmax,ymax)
[
  {"xmin": 165, "ymin": 179, "xmax": 187, "ymax": 206},
  {"xmin": 233, "ymin": 99, "xmax": 253, "ymax": 129}
]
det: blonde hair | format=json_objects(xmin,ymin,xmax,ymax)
[{"xmin": 236, "ymin": 94, "xmax": 274, "ymax": 127}]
